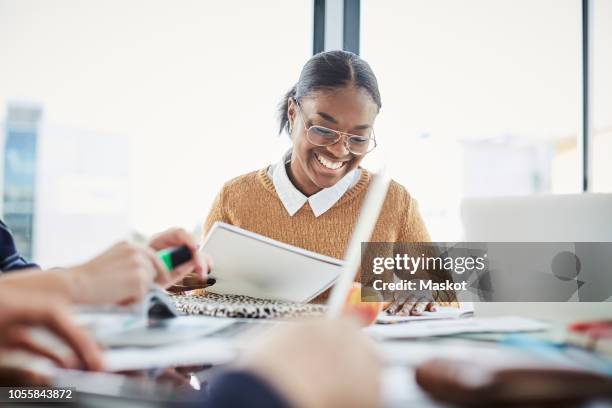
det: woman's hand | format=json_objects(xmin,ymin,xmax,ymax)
[
  {"xmin": 383, "ymin": 289, "xmax": 437, "ymax": 316},
  {"xmin": 0, "ymin": 288, "xmax": 103, "ymax": 371},
  {"xmin": 150, "ymin": 228, "xmax": 215, "ymax": 293},
  {"xmin": 239, "ymin": 319, "xmax": 381, "ymax": 408},
  {"xmin": 148, "ymin": 227, "xmax": 212, "ymax": 288}
]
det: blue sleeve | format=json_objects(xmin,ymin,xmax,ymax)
[
  {"xmin": 202, "ymin": 371, "xmax": 290, "ymax": 408},
  {"xmin": 0, "ymin": 219, "xmax": 39, "ymax": 272}
]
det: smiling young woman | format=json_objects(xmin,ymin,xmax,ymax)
[{"xmin": 194, "ymin": 51, "xmax": 453, "ymax": 312}]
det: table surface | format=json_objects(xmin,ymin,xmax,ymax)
[{"xmin": 46, "ymin": 314, "xmax": 612, "ymax": 408}]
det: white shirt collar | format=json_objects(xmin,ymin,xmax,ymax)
[{"xmin": 268, "ymin": 151, "xmax": 360, "ymax": 217}]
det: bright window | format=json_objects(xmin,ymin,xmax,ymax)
[{"xmin": 361, "ymin": 0, "xmax": 581, "ymax": 240}]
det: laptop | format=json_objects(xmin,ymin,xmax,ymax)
[
  {"xmin": 461, "ymin": 193, "xmax": 612, "ymax": 242},
  {"xmin": 461, "ymin": 193, "xmax": 612, "ymax": 322}
]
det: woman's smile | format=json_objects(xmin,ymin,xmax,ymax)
[
  {"xmin": 314, "ymin": 152, "xmax": 347, "ymax": 171},
  {"xmin": 310, "ymin": 151, "xmax": 354, "ymax": 185}
]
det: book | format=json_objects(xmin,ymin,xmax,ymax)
[{"xmin": 201, "ymin": 222, "xmax": 343, "ymax": 303}]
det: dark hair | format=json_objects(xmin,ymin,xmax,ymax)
[{"xmin": 278, "ymin": 50, "xmax": 382, "ymax": 135}]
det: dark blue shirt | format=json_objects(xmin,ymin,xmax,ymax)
[
  {"xmin": 169, "ymin": 371, "xmax": 290, "ymax": 408},
  {"xmin": 0, "ymin": 219, "xmax": 38, "ymax": 272},
  {"xmin": 204, "ymin": 371, "xmax": 289, "ymax": 408}
]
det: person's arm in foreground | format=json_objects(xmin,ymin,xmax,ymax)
[
  {"xmin": 205, "ymin": 319, "xmax": 381, "ymax": 408},
  {"xmin": 0, "ymin": 287, "xmax": 103, "ymax": 376},
  {"xmin": 0, "ymin": 228, "xmax": 210, "ymax": 305}
]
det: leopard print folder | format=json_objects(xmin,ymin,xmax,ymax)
[{"xmin": 171, "ymin": 292, "xmax": 327, "ymax": 319}]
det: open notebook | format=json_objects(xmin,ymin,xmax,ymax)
[{"xmin": 201, "ymin": 222, "xmax": 344, "ymax": 303}]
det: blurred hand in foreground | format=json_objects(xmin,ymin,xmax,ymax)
[{"xmin": 238, "ymin": 318, "xmax": 382, "ymax": 408}]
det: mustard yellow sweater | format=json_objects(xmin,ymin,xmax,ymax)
[{"xmin": 201, "ymin": 167, "xmax": 437, "ymax": 303}]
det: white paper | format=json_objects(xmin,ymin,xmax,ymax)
[
  {"xmin": 376, "ymin": 306, "xmax": 474, "ymax": 324},
  {"xmin": 98, "ymin": 316, "xmax": 236, "ymax": 347},
  {"xmin": 103, "ymin": 338, "xmax": 237, "ymax": 371},
  {"xmin": 367, "ymin": 316, "xmax": 548, "ymax": 339}
]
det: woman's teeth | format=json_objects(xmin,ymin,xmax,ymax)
[{"xmin": 316, "ymin": 153, "xmax": 345, "ymax": 170}]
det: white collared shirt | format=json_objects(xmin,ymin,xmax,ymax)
[{"xmin": 268, "ymin": 151, "xmax": 361, "ymax": 217}]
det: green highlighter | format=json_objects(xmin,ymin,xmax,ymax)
[{"xmin": 158, "ymin": 245, "xmax": 193, "ymax": 270}]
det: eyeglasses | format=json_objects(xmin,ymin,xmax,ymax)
[{"xmin": 294, "ymin": 99, "xmax": 377, "ymax": 156}]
